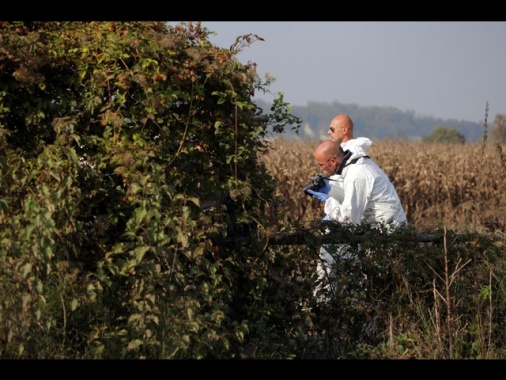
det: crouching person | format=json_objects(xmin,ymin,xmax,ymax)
[{"xmin": 306, "ymin": 140, "xmax": 407, "ymax": 303}]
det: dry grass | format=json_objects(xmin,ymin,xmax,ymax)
[{"xmin": 261, "ymin": 138, "xmax": 506, "ymax": 234}]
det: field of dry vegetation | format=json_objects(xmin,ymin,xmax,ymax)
[
  {"xmin": 258, "ymin": 138, "xmax": 506, "ymax": 359},
  {"xmin": 261, "ymin": 138, "xmax": 506, "ymax": 234}
]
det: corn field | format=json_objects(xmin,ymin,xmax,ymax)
[{"xmin": 260, "ymin": 138, "xmax": 506, "ymax": 234}]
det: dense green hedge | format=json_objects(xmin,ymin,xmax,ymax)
[{"xmin": 0, "ymin": 21, "xmax": 304, "ymax": 358}]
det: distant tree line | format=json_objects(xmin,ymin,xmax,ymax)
[{"xmin": 257, "ymin": 99, "xmax": 499, "ymax": 143}]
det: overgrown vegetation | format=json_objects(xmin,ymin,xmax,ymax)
[
  {"xmin": 261, "ymin": 136, "xmax": 506, "ymax": 358},
  {"xmin": 0, "ymin": 21, "xmax": 505, "ymax": 359},
  {"xmin": 0, "ymin": 21, "xmax": 303, "ymax": 359}
]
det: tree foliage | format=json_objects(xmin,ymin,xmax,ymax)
[
  {"xmin": 0, "ymin": 21, "xmax": 304, "ymax": 358},
  {"xmin": 422, "ymin": 125, "xmax": 466, "ymax": 144},
  {"xmin": 491, "ymin": 114, "xmax": 506, "ymax": 144}
]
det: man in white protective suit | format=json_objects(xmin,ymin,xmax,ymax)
[
  {"xmin": 305, "ymin": 140, "xmax": 407, "ymax": 302},
  {"xmin": 325, "ymin": 113, "xmax": 372, "ymax": 209}
]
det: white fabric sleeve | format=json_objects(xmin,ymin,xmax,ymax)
[{"xmin": 328, "ymin": 185, "xmax": 344, "ymax": 203}]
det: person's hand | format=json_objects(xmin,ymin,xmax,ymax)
[
  {"xmin": 306, "ymin": 189, "xmax": 329, "ymax": 202},
  {"xmin": 318, "ymin": 179, "xmax": 331, "ymax": 194}
]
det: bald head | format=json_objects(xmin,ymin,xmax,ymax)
[
  {"xmin": 314, "ymin": 140, "xmax": 345, "ymax": 173},
  {"xmin": 328, "ymin": 114, "xmax": 354, "ymax": 144},
  {"xmin": 315, "ymin": 140, "xmax": 341, "ymax": 158}
]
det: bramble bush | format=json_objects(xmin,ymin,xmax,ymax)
[{"xmin": 0, "ymin": 21, "xmax": 306, "ymax": 359}]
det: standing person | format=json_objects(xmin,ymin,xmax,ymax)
[
  {"xmin": 306, "ymin": 140, "xmax": 407, "ymax": 301},
  {"xmin": 328, "ymin": 113, "xmax": 355, "ymax": 146},
  {"xmin": 326, "ymin": 114, "xmax": 371, "ymax": 203},
  {"xmin": 328, "ymin": 113, "xmax": 372, "ymax": 152},
  {"xmin": 311, "ymin": 114, "xmax": 372, "ymax": 299}
]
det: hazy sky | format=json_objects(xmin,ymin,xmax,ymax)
[{"xmin": 197, "ymin": 21, "xmax": 506, "ymax": 124}]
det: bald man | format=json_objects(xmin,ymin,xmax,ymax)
[
  {"xmin": 308, "ymin": 140, "xmax": 406, "ymax": 228},
  {"xmin": 316, "ymin": 115, "xmax": 372, "ymax": 207},
  {"xmin": 328, "ymin": 113, "xmax": 354, "ymax": 145},
  {"xmin": 307, "ymin": 140, "xmax": 407, "ymax": 302},
  {"xmin": 328, "ymin": 113, "xmax": 372, "ymax": 153}
]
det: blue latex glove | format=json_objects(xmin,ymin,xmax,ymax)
[
  {"xmin": 306, "ymin": 189, "xmax": 329, "ymax": 202},
  {"xmin": 318, "ymin": 179, "xmax": 331, "ymax": 194}
]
